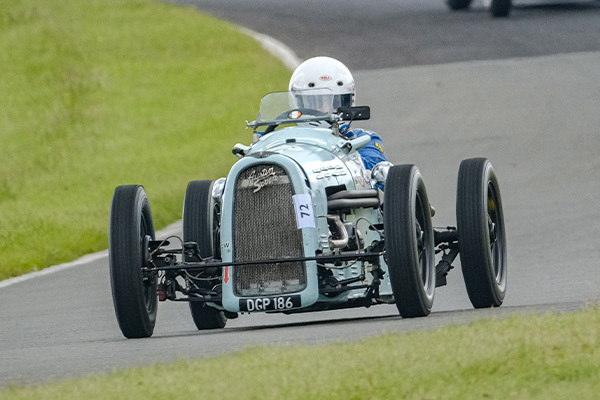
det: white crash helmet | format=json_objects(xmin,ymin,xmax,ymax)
[{"xmin": 289, "ymin": 57, "xmax": 355, "ymax": 111}]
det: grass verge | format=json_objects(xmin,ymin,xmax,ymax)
[
  {"xmin": 1, "ymin": 306, "xmax": 599, "ymax": 399},
  {"xmin": 0, "ymin": 0, "xmax": 290, "ymax": 280}
]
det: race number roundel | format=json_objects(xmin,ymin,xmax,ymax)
[{"xmin": 292, "ymin": 194, "xmax": 315, "ymax": 229}]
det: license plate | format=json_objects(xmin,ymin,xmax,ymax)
[{"xmin": 239, "ymin": 295, "xmax": 301, "ymax": 312}]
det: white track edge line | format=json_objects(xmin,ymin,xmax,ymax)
[{"xmin": 238, "ymin": 27, "xmax": 301, "ymax": 70}]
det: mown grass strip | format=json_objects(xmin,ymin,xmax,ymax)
[
  {"xmin": 1, "ymin": 306, "xmax": 599, "ymax": 399},
  {"xmin": 0, "ymin": 0, "xmax": 290, "ymax": 280}
]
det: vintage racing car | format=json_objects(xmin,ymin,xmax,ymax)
[{"xmin": 108, "ymin": 88, "xmax": 507, "ymax": 338}]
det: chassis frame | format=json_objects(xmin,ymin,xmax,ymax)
[{"xmin": 143, "ymin": 227, "xmax": 460, "ymax": 305}]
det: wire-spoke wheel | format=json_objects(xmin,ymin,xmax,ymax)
[
  {"xmin": 183, "ymin": 180, "xmax": 227, "ymax": 330},
  {"xmin": 384, "ymin": 165, "xmax": 435, "ymax": 317},
  {"xmin": 109, "ymin": 185, "xmax": 157, "ymax": 338},
  {"xmin": 457, "ymin": 158, "xmax": 507, "ymax": 308}
]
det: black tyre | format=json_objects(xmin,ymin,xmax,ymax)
[
  {"xmin": 447, "ymin": 0, "xmax": 472, "ymax": 11},
  {"xmin": 384, "ymin": 165, "xmax": 435, "ymax": 317},
  {"xmin": 490, "ymin": 0, "xmax": 511, "ymax": 17},
  {"xmin": 109, "ymin": 185, "xmax": 157, "ymax": 338},
  {"xmin": 456, "ymin": 158, "xmax": 507, "ymax": 308},
  {"xmin": 183, "ymin": 180, "xmax": 226, "ymax": 330}
]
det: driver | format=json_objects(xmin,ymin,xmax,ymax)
[{"xmin": 288, "ymin": 56, "xmax": 388, "ymax": 172}]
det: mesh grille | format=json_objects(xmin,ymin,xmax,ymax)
[{"xmin": 233, "ymin": 164, "xmax": 306, "ymax": 296}]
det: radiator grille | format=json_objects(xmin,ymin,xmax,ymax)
[{"xmin": 233, "ymin": 164, "xmax": 306, "ymax": 296}]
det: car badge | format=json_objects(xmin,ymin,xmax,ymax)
[
  {"xmin": 239, "ymin": 167, "xmax": 289, "ymax": 193},
  {"xmin": 319, "ymin": 75, "xmax": 332, "ymax": 81}
]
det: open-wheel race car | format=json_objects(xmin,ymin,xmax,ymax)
[{"xmin": 109, "ymin": 88, "xmax": 507, "ymax": 338}]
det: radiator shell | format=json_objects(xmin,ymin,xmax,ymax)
[
  {"xmin": 232, "ymin": 164, "xmax": 307, "ymax": 296},
  {"xmin": 220, "ymin": 154, "xmax": 320, "ymax": 312}
]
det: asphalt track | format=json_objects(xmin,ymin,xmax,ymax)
[{"xmin": 2, "ymin": 0, "xmax": 600, "ymax": 388}]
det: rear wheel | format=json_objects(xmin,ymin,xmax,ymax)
[
  {"xmin": 384, "ymin": 165, "xmax": 435, "ymax": 317},
  {"xmin": 490, "ymin": 0, "xmax": 511, "ymax": 17},
  {"xmin": 183, "ymin": 180, "xmax": 226, "ymax": 330},
  {"xmin": 456, "ymin": 158, "xmax": 507, "ymax": 308},
  {"xmin": 109, "ymin": 185, "xmax": 157, "ymax": 338}
]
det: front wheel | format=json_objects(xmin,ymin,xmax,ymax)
[
  {"xmin": 456, "ymin": 158, "xmax": 507, "ymax": 308},
  {"xmin": 183, "ymin": 180, "xmax": 227, "ymax": 330},
  {"xmin": 109, "ymin": 185, "xmax": 157, "ymax": 338},
  {"xmin": 384, "ymin": 165, "xmax": 435, "ymax": 318}
]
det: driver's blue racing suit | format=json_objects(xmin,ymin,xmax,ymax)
[{"xmin": 341, "ymin": 126, "xmax": 387, "ymax": 170}]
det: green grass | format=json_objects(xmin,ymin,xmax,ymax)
[
  {"xmin": 2, "ymin": 306, "xmax": 599, "ymax": 399},
  {"xmin": 0, "ymin": 0, "xmax": 290, "ymax": 280}
]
